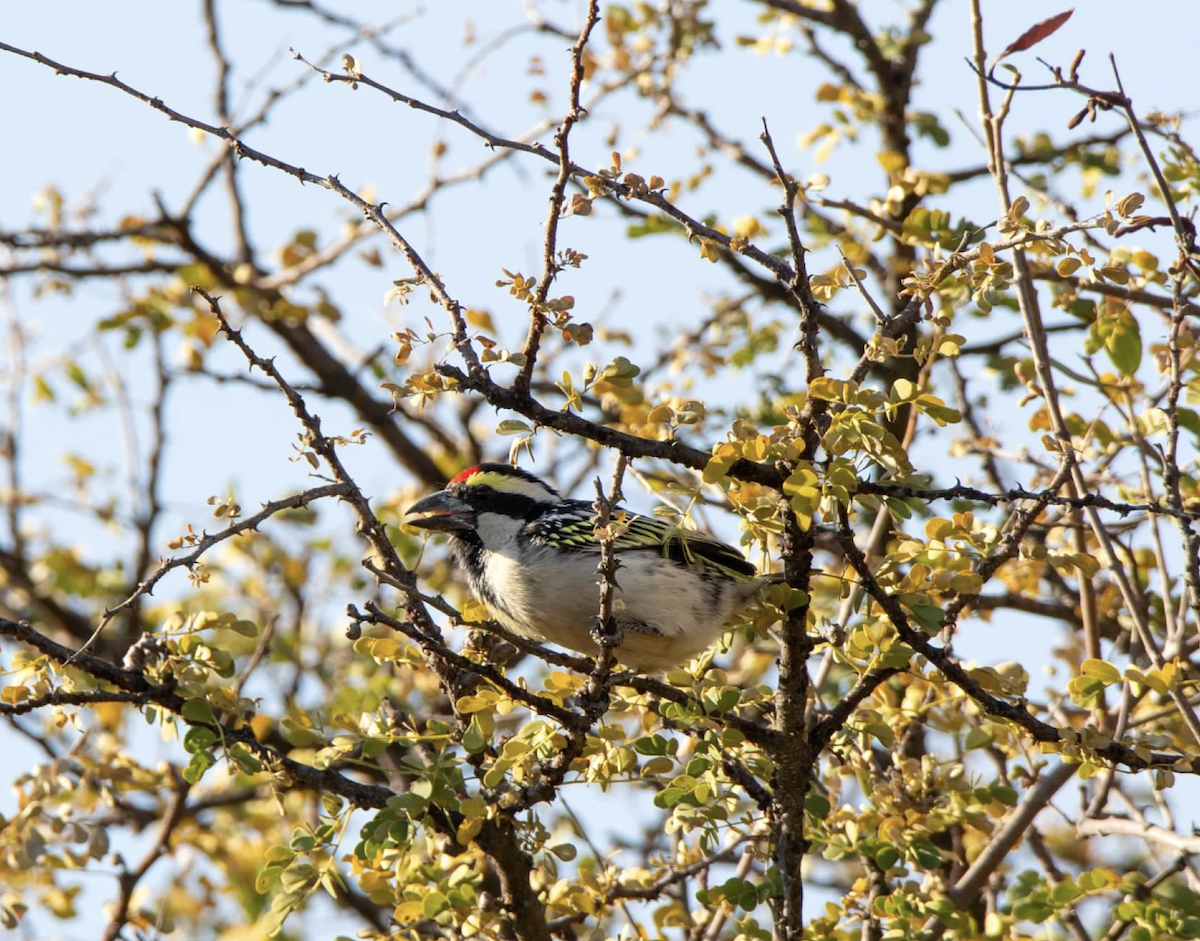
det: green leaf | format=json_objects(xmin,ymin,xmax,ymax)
[
  {"xmin": 915, "ymin": 395, "xmax": 962, "ymax": 426},
  {"xmin": 874, "ymin": 844, "xmax": 900, "ymax": 869},
  {"xmin": 228, "ymin": 619, "xmax": 259, "ymax": 637},
  {"xmin": 256, "ymin": 864, "xmax": 284, "ymax": 894},
  {"xmin": 1175, "ymin": 407, "xmax": 1200, "ymax": 446},
  {"xmin": 908, "ymin": 604, "xmax": 944, "ymax": 632},
  {"xmin": 1012, "ymin": 901, "xmax": 1052, "ymax": 924},
  {"xmin": 182, "ymin": 727, "xmax": 217, "ymax": 755},
  {"xmin": 1105, "ymin": 316, "xmax": 1142, "ymax": 375},
  {"xmin": 910, "ymin": 838, "xmax": 944, "ymax": 870},
  {"xmin": 991, "ymin": 784, "xmax": 1018, "ymax": 806},
  {"xmin": 1068, "ymin": 674, "xmax": 1106, "ymax": 706},
  {"xmin": 181, "ymin": 699, "xmax": 216, "ymax": 724},
  {"xmin": 280, "ymin": 863, "xmax": 317, "ymax": 894},
  {"xmin": 876, "ymin": 643, "xmax": 914, "ymax": 670},
  {"xmin": 183, "ymin": 750, "xmax": 216, "ymax": 784},
  {"xmin": 461, "ymin": 716, "xmax": 487, "ymax": 754},
  {"xmin": 422, "ymin": 891, "xmax": 448, "ymax": 918},
  {"xmin": 626, "ymin": 215, "xmax": 682, "ymax": 238},
  {"xmin": 599, "ymin": 356, "xmax": 641, "ymax": 387},
  {"xmin": 805, "ymin": 792, "xmax": 831, "ymax": 817},
  {"xmin": 265, "ymin": 845, "xmax": 295, "ymax": 864}
]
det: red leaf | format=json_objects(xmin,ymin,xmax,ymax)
[{"xmin": 994, "ymin": 8, "xmax": 1074, "ymax": 65}]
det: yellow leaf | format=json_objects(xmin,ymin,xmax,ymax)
[
  {"xmin": 790, "ymin": 493, "xmax": 816, "ymax": 531},
  {"xmin": 890, "ymin": 378, "xmax": 917, "ymax": 402},
  {"xmin": 1115, "ymin": 192, "xmax": 1144, "ymax": 217},
  {"xmin": 742, "ymin": 434, "xmax": 771, "ymax": 462},
  {"xmin": 949, "ymin": 572, "xmax": 983, "ymax": 594},
  {"xmin": 924, "ymin": 518, "xmax": 953, "ymax": 541},
  {"xmin": 969, "ymin": 667, "xmax": 1004, "ymax": 693},
  {"xmin": 1056, "ymin": 256, "xmax": 1082, "ymax": 277},
  {"xmin": 782, "ymin": 468, "xmax": 819, "ymax": 496},
  {"xmin": 1080, "ymin": 659, "xmax": 1121, "ymax": 685},
  {"xmin": 808, "ymin": 377, "xmax": 843, "ymax": 401},
  {"xmin": 456, "ymin": 816, "xmax": 484, "ymax": 844},
  {"xmin": 394, "ymin": 901, "xmax": 425, "ymax": 924},
  {"xmin": 702, "ymin": 457, "xmax": 733, "ymax": 483},
  {"xmin": 466, "ymin": 308, "xmax": 495, "ymax": 333},
  {"xmin": 457, "ymin": 690, "xmax": 500, "ymax": 713}
]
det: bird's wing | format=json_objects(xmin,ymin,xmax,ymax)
[{"xmin": 527, "ymin": 500, "xmax": 756, "ymax": 578}]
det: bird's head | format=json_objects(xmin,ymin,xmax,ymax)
[{"xmin": 404, "ymin": 463, "xmax": 560, "ymax": 535}]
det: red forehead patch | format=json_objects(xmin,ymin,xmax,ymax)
[{"xmin": 449, "ymin": 465, "xmax": 480, "ymax": 485}]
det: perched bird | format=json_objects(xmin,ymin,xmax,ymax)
[{"xmin": 404, "ymin": 463, "xmax": 767, "ymax": 671}]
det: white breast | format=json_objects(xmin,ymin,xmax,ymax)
[{"xmin": 473, "ymin": 515, "xmax": 749, "ymax": 671}]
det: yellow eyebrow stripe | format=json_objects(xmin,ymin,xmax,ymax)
[{"xmin": 461, "ymin": 470, "xmax": 551, "ymax": 499}]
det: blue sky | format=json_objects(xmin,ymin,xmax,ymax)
[{"xmin": 3, "ymin": 1, "xmax": 1200, "ymax": 936}]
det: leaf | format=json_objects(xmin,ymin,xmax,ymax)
[
  {"xmin": 781, "ymin": 469, "xmax": 818, "ymax": 497},
  {"xmin": 256, "ymin": 865, "xmax": 284, "ymax": 894},
  {"xmin": 950, "ymin": 572, "xmax": 983, "ymax": 594},
  {"xmin": 876, "ymin": 643, "xmax": 914, "ymax": 670},
  {"xmin": 183, "ymin": 750, "xmax": 216, "ymax": 784},
  {"xmin": 890, "ymin": 378, "xmax": 917, "ymax": 403},
  {"xmin": 461, "ymin": 716, "xmax": 487, "ymax": 754},
  {"xmin": 181, "ymin": 699, "xmax": 216, "ymax": 724},
  {"xmin": 1081, "ymin": 658, "xmax": 1121, "ymax": 685},
  {"xmin": 229, "ymin": 619, "xmax": 259, "ymax": 637},
  {"xmin": 807, "ymin": 377, "xmax": 843, "ymax": 401},
  {"xmin": 466, "ymin": 308, "xmax": 495, "ymax": 332},
  {"xmin": 992, "ymin": 9, "xmax": 1074, "ymax": 69},
  {"xmin": 1105, "ymin": 316, "xmax": 1142, "ymax": 376},
  {"xmin": 0, "ymin": 685, "xmax": 30, "ymax": 705},
  {"xmin": 874, "ymin": 845, "xmax": 900, "ymax": 870},
  {"xmin": 599, "ymin": 355, "xmax": 641, "ymax": 387},
  {"xmin": 1116, "ymin": 193, "xmax": 1145, "ymax": 218},
  {"xmin": 908, "ymin": 604, "xmax": 944, "ymax": 632},
  {"xmin": 915, "ymin": 395, "xmax": 962, "ymax": 426},
  {"xmin": 1056, "ymin": 256, "xmax": 1083, "ymax": 277},
  {"xmin": 924, "ymin": 518, "xmax": 953, "ymax": 541},
  {"xmin": 991, "ymin": 784, "xmax": 1018, "ymax": 806},
  {"xmin": 422, "ymin": 891, "xmax": 449, "ymax": 918},
  {"xmin": 394, "ymin": 900, "xmax": 425, "ymax": 924}
]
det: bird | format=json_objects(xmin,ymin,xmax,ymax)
[{"xmin": 403, "ymin": 462, "xmax": 768, "ymax": 672}]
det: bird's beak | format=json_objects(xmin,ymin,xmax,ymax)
[{"xmin": 405, "ymin": 490, "xmax": 476, "ymax": 532}]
